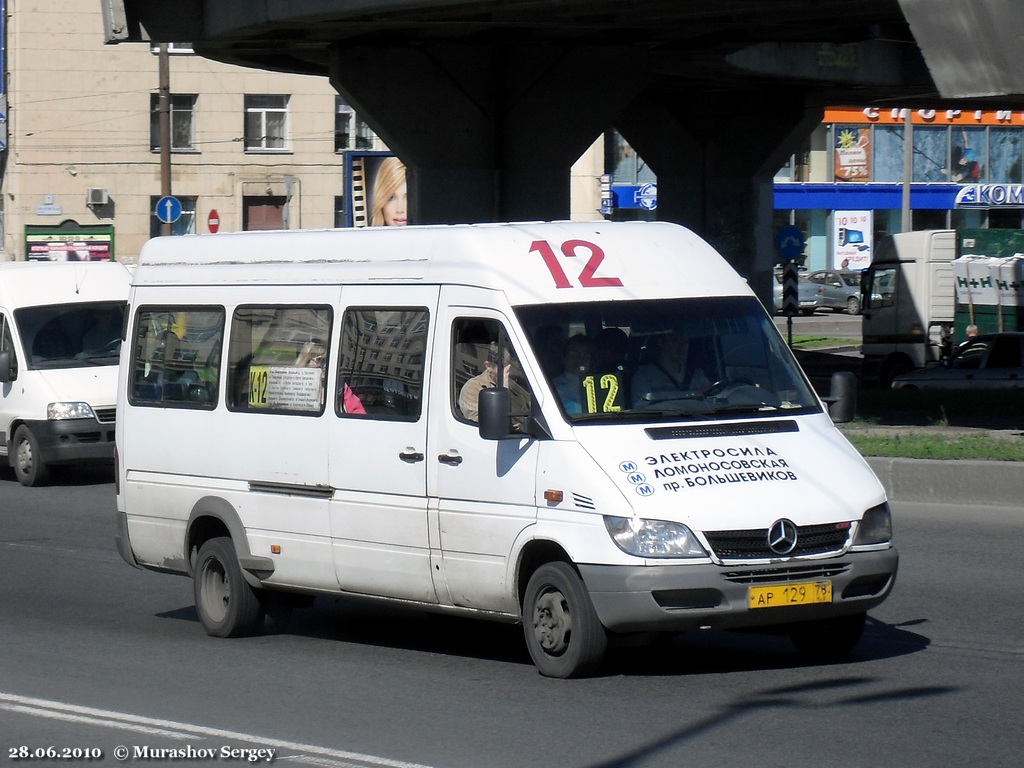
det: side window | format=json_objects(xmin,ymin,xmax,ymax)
[
  {"xmin": 226, "ymin": 306, "xmax": 333, "ymax": 415},
  {"xmin": 129, "ymin": 308, "xmax": 224, "ymax": 408},
  {"xmin": 1, "ymin": 314, "xmax": 18, "ymax": 378},
  {"xmin": 869, "ymin": 267, "xmax": 897, "ymax": 309},
  {"xmin": 337, "ymin": 307, "xmax": 428, "ymax": 420},
  {"xmin": 985, "ymin": 337, "xmax": 1022, "ymax": 369},
  {"xmin": 451, "ymin": 318, "xmax": 532, "ymax": 428}
]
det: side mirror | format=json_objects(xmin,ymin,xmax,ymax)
[
  {"xmin": 478, "ymin": 386, "xmax": 512, "ymax": 440},
  {"xmin": 0, "ymin": 350, "xmax": 14, "ymax": 383}
]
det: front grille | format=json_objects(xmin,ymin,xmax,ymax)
[
  {"xmin": 705, "ymin": 522, "xmax": 851, "ymax": 560},
  {"xmin": 723, "ymin": 563, "xmax": 850, "ymax": 584},
  {"xmin": 94, "ymin": 407, "xmax": 116, "ymax": 424}
]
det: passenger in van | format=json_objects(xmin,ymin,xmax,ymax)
[
  {"xmin": 297, "ymin": 340, "xmax": 366, "ymax": 414},
  {"xmin": 631, "ymin": 331, "xmax": 710, "ymax": 406},
  {"xmin": 458, "ymin": 342, "xmax": 510, "ymax": 422},
  {"xmin": 552, "ymin": 335, "xmax": 592, "ymax": 414}
]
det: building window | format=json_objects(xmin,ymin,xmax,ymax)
[
  {"xmin": 334, "ymin": 97, "xmax": 375, "ymax": 152},
  {"xmin": 245, "ymin": 95, "xmax": 289, "ymax": 151},
  {"xmin": 150, "ymin": 196, "xmax": 197, "ymax": 237},
  {"xmin": 150, "ymin": 94, "xmax": 197, "ymax": 151}
]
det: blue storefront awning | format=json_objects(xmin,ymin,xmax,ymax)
[{"xmin": 774, "ymin": 183, "xmax": 962, "ymax": 210}]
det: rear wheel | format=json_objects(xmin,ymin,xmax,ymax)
[
  {"xmin": 788, "ymin": 612, "xmax": 866, "ymax": 659},
  {"xmin": 193, "ymin": 537, "xmax": 263, "ymax": 638},
  {"xmin": 523, "ymin": 562, "xmax": 607, "ymax": 678},
  {"xmin": 13, "ymin": 425, "xmax": 49, "ymax": 487}
]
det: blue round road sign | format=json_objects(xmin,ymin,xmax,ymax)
[
  {"xmin": 156, "ymin": 195, "xmax": 182, "ymax": 224},
  {"xmin": 774, "ymin": 225, "xmax": 805, "ymax": 260}
]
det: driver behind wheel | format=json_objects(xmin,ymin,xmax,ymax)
[{"xmin": 631, "ymin": 331, "xmax": 710, "ymax": 407}]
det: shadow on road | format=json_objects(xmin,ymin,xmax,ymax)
[{"xmin": 157, "ymin": 596, "xmax": 930, "ymax": 678}]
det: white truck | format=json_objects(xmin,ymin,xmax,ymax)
[
  {"xmin": 0, "ymin": 261, "xmax": 132, "ymax": 485},
  {"xmin": 862, "ymin": 229, "xmax": 1024, "ymax": 386}
]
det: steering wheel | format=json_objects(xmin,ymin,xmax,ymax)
[{"xmin": 701, "ymin": 377, "xmax": 755, "ymax": 398}]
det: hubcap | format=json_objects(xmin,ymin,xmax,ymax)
[
  {"xmin": 199, "ymin": 560, "xmax": 230, "ymax": 623},
  {"xmin": 16, "ymin": 439, "xmax": 33, "ymax": 474},
  {"xmin": 532, "ymin": 587, "xmax": 572, "ymax": 655}
]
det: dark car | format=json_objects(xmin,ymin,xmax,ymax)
[
  {"xmin": 892, "ymin": 332, "xmax": 1024, "ymax": 389},
  {"xmin": 806, "ymin": 270, "xmax": 862, "ymax": 315}
]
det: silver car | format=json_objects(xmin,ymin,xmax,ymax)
[
  {"xmin": 806, "ymin": 270, "xmax": 862, "ymax": 315},
  {"xmin": 772, "ymin": 272, "xmax": 821, "ymax": 315},
  {"xmin": 891, "ymin": 332, "xmax": 1024, "ymax": 389}
]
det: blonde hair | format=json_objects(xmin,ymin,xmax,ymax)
[{"xmin": 370, "ymin": 157, "xmax": 407, "ymax": 227}]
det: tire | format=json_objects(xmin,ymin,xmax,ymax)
[
  {"xmin": 800, "ymin": 308, "xmax": 816, "ymax": 316},
  {"xmin": 846, "ymin": 296, "xmax": 861, "ymax": 315},
  {"xmin": 193, "ymin": 537, "xmax": 263, "ymax": 638},
  {"xmin": 12, "ymin": 425, "xmax": 50, "ymax": 487},
  {"xmin": 788, "ymin": 611, "xmax": 866, "ymax": 659},
  {"xmin": 523, "ymin": 562, "xmax": 607, "ymax": 678}
]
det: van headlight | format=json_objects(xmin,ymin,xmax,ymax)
[
  {"xmin": 47, "ymin": 402, "xmax": 96, "ymax": 420},
  {"xmin": 604, "ymin": 516, "xmax": 708, "ymax": 558},
  {"xmin": 853, "ymin": 502, "xmax": 892, "ymax": 545}
]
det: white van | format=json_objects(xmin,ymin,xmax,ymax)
[
  {"xmin": 115, "ymin": 222, "xmax": 897, "ymax": 678},
  {"xmin": 1, "ymin": 261, "xmax": 131, "ymax": 486}
]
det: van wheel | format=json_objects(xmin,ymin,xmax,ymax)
[
  {"xmin": 194, "ymin": 537, "xmax": 263, "ymax": 638},
  {"xmin": 788, "ymin": 612, "xmax": 866, "ymax": 659},
  {"xmin": 13, "ymin": 425, "xmax": 49, "ymax": 487},
  {"xmin": 523, "ymin": 562, "xmax": 607, "ymax": 678}
]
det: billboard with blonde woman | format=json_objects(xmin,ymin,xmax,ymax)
[{"xmin": 343, "ymin": 151, "xmax": 409, "ymax": 227}]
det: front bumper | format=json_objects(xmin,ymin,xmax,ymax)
[
  {"xmin": 579, "ymin": 547, "xmax": 898, "ymax": 633},
  {"xmin": 21, "ymin": 416, "xmax": 116, "ymax": 465}
]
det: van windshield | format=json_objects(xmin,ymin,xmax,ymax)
[
  {"xmin": 15, "ymin": 301, "xmax": 126, "ymax": 369},
  {"xmin": 517, "ymin": 296, "xmax": 821, "ymax": 423}
]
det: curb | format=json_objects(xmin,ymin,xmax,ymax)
[{"xmin": 865, "ymin": 456, "xmax": 1024, "ymax": 508}]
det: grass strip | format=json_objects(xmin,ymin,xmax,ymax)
[{"xmin": 843, "ymin": 431, "xmax": 1024, "ymax": 461}]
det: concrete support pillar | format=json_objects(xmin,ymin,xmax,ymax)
[
  {"xmin": 329, "ymin": 43, "xmax": 644, "ymax": 224},
  {"xmin": 615, "ymin": 91, "xmax": 824, "ymax": 305}
]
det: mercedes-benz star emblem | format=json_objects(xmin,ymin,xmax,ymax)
[{"xmin": 767, "ymin": 518, "xmax": 798, "ymax": 555}]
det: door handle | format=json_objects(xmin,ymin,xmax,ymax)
[
  {"xmin": 399, "ymin": 449, "xmax": 425, "ymax": 463},
  {"xmin": 438, "ymin": 452, "xmax": 463, "ymax": 466}
]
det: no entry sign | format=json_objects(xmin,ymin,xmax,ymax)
[{"xmin": 208, "ymin": 209, "xmax": 220, "ymax": 233}]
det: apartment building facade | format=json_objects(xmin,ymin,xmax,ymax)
[{"xmin": 0, "ymin": 2, "xmax": 606, "ymax": 263}]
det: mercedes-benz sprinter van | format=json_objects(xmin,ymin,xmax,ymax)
[{"xmin": 115, "ymin": 222, "xmax": 897, "ymax": 677}]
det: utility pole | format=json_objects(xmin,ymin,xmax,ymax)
[
  {"xmin": 158, "ymin": 43, "xmax": 172, "ymax": 236},
  {"xmin": 901, "ymin": 108, "xmax": 913, "ymax": 234}
]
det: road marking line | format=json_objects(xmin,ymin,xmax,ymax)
[{"xmin": 0, "ymin": 693, "xmax": 435, "ymax": 768}]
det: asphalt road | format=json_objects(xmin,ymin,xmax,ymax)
[
  {"xmin": 2, "ymin": 469, "xmax": 1021, "ymax": 768},
  {"xmin": 773, "ymin": 310, "xmax": 862, "ymax": 341}
]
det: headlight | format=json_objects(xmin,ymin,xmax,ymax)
[
  {"xmin": 853, "ymin": 502, "xmax": 892, "ymax": 545},
  {"xmin": 47, "ymin": 402, "xmax": 96, "ymax": 420},
  {"xmin": 604, "ymin": 516, "xmax": 708, "ymax": 558}
]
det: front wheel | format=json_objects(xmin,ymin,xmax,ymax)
[
  {"xmin": 846, "ymin": 296, "xmax": 861, "ymax": 315},
  {"xmin": 193, "ymin": 537, "xmax": 263, "ymax": 638},
  {"xmin": 13, "ymin": 425, "xmax": 49, "ymax": 487},
  {"xmin": 523, "ymin": 562, "xmax": 607, "ymax": 678},
  {"xmin": 788, "ymin": 612, "xmax": 866, "ymax": 659}
]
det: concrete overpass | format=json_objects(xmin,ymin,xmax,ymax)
[{"xmin": 103, "ymin": 0, "xmax": 1024, "ymax": 295}]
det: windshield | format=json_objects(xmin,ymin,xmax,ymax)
[
  {"xmin": 15, "ymin": 301, "xmax": 126, "ymax": 369},
  {"xmin": 517, "ymin": 296, "xmax": 821, "ymax": 423}
]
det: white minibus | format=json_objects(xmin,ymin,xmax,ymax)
[
  {"xmin": 115, "ymin": 222, "xmax": 897, "ymax": 677},
  {"xmin": 1, "ymin": 261, "xmax": 131, "ymax": 486}
]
